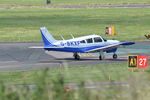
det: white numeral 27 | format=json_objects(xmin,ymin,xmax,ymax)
[{"xmin": 139, "ymin": 58, "xmax": 147, "ymax": 66}]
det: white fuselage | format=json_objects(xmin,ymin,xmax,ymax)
[{"xmin": 54, "ymin": 35, "xmax": 119, "ymax": 48}]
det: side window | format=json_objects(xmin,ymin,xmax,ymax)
[
  {"xmin": 86, "ymin": 38, "xmax": 93, "ymax": 43},
  {"xmin": 80, "ymin": 40, "xmax": 86, "ymax": 43},
  {"xmin": 94, "ymin": 37, "xmax": 102, "ymax": 42}
]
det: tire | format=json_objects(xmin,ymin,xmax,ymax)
[
  {"xmin": 113, "ymin": 54, "xmax": 117, "ymax": 59},
  {"xmin": 76, "ymin": 55, "xmax": 80, "ymax": 60},
  {"xmin": 99, "ymin": 55, "xmax": 103, "ymax": 60},
  {"xmin": 74, "ymin": 53, "xmax": 80, "ymax": 60}
]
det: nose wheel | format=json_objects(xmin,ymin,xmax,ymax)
[
  {"xmin": 113, "ymin": 53, "xmax": 118, "ymax": 59},
  {"xmin": 73, "ymin": 53, "xmax": 80, "ymax": 60}
]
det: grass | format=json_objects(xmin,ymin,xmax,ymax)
[
  {"xmin": 0, "ymin": 0, "xmax": 150, "ymax": 6},
  {"xmin": 0, "ymin": 62, "xmax": 150, "ymax": 99},
  {"xmin": 0, "ymin": 1, "xmax": 149, "ymax": 99},
  {"xmin": 0, "ymin": 62, "xmax": 150, "ymax": 85},
  {"xmin": 0, "ymin": 8, "xmax": 150, "ymax": 42}
]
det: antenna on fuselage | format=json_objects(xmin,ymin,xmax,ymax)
[
  {"xmin": 60, "ymin": 35, "xmax": 65, "ymax": 40},
  {"xmin": 71, "ymin": 34, "xmax": 74, "ymax": 39}
]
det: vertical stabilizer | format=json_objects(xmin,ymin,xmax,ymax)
[{"xmin": 40, "ymin": 27, "xmax": 57, "ymax": 47}]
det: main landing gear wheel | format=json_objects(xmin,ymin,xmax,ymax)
[
  {"xmin": 113, "ymin": 54, "xmax": 118, "ymax": 59},
  {"xmin": 99, "ymin": 52, "xmax": 105, "ymax": 60},
  {"xmin": 99, "ymin": 55, "xmax": 103, "ymax": 60},
  {"xmin": 99, "ymin": 55, "xmax": 105, "ymax": 60},
  {"xmin": 73, "ymin": 53, "xmax": 80, "ymax": 60}
]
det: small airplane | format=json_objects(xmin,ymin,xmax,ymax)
[{"xmin": 30, "ymin": 27, "xmax": 135, "ymax": 60}]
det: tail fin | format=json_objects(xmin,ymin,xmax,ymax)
[{"xmin": 40, "ymin": 27, "xmax": 57, "ymax": 47}]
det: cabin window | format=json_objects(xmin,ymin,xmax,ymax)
[
  {"xmin": 102, "ymin": 37, "xmax": 107, "ymax": 42},
  {"xmin": 86, "ymin": 38, "xmax": 93, "ymax": 43},
  {"xmin": 94, "ymin": 37, "xmax": 102, "ymax": 42},
  {"xmin": 80, "ymin": 40, "xmax": 86, "ymax": 43}
]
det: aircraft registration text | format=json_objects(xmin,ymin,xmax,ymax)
[{"xmin": 60, "ymin": 41, "xmax": 80, "ymax": 46}]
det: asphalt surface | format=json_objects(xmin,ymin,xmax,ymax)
[
  {"xmin": 38, "ymin": 4, "xmax": 150, "ymax": 8},
  {"xmin": 0, "ymin": 41, "xmax": 149, "ymax": 71},
  {"xmin": 1, "ymin": 4, "xmax": 150, "ymax": 9}
]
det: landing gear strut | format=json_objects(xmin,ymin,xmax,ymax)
[
  {"xmin": 113, "ymin": 53, "xmax": 117, "ymax": 59},
  {"xmin": 73, "ymin": 53, "xmax": 80, "ymax": 60},
  {"xmin": 99, "ymin": 52, "xmax": 105, "ymax": 60}
]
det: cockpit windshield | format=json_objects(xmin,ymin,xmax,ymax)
[{"xmin": 102, "ymin": 37, "xmax": 107, "ymax": 42}]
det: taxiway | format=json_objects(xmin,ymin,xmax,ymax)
[{"xmin": 0, "ymin": 41, "xmax": 149, "ymax": 71}]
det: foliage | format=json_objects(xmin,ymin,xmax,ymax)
[{"xmin": 0, "ymin": 67, "xmax": 150, "ymax": 100}]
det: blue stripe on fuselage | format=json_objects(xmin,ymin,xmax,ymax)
[{"xmin": 44, "ymin": 45, "xmax": 116, "ymax": 53}]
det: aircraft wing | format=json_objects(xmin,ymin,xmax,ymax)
[
  {"xmin": 29, "ymin": 46, "xmax": 64, "ymax": 49},
  {"xmin": 85, "ymin": 41, "xmax": 135, "ymax": 53}
]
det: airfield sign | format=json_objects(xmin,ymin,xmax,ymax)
[
  {"xmin": 128, "ymin": 55, "xmax": 149, "ymax": 69},
  {"xmin": 128, "ymin": 55, "xmax": 138, "ymax": 69},
  {"xmin": 137, "ymin": 55, "xmax": 149, "ymax": 69}
]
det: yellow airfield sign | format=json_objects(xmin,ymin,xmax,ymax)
[{"xmin": 128, "ymin": 55, "xmax": 138, "ymax": 69}]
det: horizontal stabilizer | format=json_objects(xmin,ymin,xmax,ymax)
[{"xmin": 29, "ymin": 46, "xmax": 64, "ymax": 49}]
